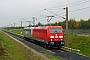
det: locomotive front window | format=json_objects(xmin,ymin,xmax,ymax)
[{"xmin": 50, "ymin": 28, "xmax": 62, "ymax": 33}]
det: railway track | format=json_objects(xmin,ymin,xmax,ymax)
[{"xmin": 3, "ymin": 30, "xmax": 90, "ymax": 60}]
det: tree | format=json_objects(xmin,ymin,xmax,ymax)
[
  {"xmin": 53, "ymin": 22, "xmax": 58, "ymax": 26},
  {"xmin": 68, "ymin": 18, "xmax": 76, "ymax": 29},
  {"xmin": 36, "ymin": 22, "xmax": 43, "ymax": 26},
  {"xmin": 88, "ymin": 18, "xmax": 90, "ymax": 29},
  {"xmin": 74, "ymin": 22, "xmax": 80, "ymax": 29},
  {"xmin": 78, "ymin": 19, "xmax": 89, "ymax": 29},
  {"xmin": 61, "ymin": 20, "xmax": 66, "ymax": 29},
  {"xmin": 58, "ymin": 22, "xmax": 62, "ymax": 26}
]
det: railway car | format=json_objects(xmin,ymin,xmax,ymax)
[
  {"xmin": 24, "ymin": 27, "xmax": 34, "ymax": 38},
  {"xmin": 24, "ymin": 26, "xmax": 64, "ymax": 48}
]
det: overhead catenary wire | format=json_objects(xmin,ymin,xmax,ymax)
[
  {"xmin": 69, "ymin": 6, "xmax": 90, "ymax": 13},
  {"xmin": 44, "ymin": 2, "xmax": 90, "ymax": 20},
  {"xmin": 66, "ymin": 0, "xmax": 90, "ymax": 7},
  {"xmin": 68, "ymin": 0, "xmax": 90, "ymax": 7},
  {"xmin": 44, "ymin": 9, "xmax": 65, "ymax": 19},
  {"xmin": 23, "ymin": 10, "xmax": 44, "ymax": 19},
  {"xmin": 19, "ymin": 0, "xmax": 90, "ymax": 25},
  {"xmin": 44, "ymin": 0, "xmax": 90, "ymax": 18},
  {"xmin": 46, "ymin": 0, "xmax": 90, "ymax": 10}
]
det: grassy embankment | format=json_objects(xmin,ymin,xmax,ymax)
[
  {"xmin": 0, "ymin": 31, "xmax": 48, "ymax": 60},
  {"xmin": 10, "ymin": 29, "xmax": 90, "ymax": 57},
  {"xmin": 67, "ymin": 35, "xmax": 90, "ymax": 57}
]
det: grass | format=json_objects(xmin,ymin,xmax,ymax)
[
  {"xmin": 64, "ymin": 35, "xmax": 90, "ymax": 57},
  {"xmin": 0, "ymin": 30, "xmax": 47, "ymax": 60},
  {"xmin": 8, "ymin": 29, "xmax": 24, "ymax": 35},
  {"xmin": 0, "ymin": 31, "xmax": 25, "ymax": 60}
]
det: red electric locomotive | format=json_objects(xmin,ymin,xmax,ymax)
[{"xmin": 24, "ymin": 26, "xmax": 64, "ymax": 48}]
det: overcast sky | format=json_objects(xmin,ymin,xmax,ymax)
[{"xmin": 0, "ymin": 0, "xmax": 90, "ymax": 27}]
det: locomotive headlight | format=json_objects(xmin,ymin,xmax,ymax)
[
  {"xmin": 50, "ymin": 36, "xmax": 54, "ymax": 38},
  {"xmin": 59, "ymin": 36, "xmax": 63, "ymax": 38},
  {"xmin": 51, "ymin": 39, "xmax": 53, "ymax": 41},
  {"xmin": 61, "ymin": 39, "xmax": 63, "ymax": 41}
]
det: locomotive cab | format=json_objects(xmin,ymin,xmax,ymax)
[{"xmin": 47, "ymin": 26, "xmax": 64, "ymax": 47}]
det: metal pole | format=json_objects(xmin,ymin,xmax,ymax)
[
  {"xmin": 14, "ymin": 23, "xmax": 15, "ymax": 27},
  {"xmin": 20, "ymin": 21, "xmax": 23, "ymax": 29},
  {"xmin": 66, "ymin": 7, "xmax": 68, "ymax": 48},
  {"xmin": 32, "ymin": 17, "xmax": 36, "ymax": 27},
  {"xmin": 20, "ymin": 18, "xmax": 23, "ymax": 34}
]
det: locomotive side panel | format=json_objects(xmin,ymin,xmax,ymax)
[{"xmin": 33, "ymin": 29, "xmax": 47, "ymax": 41}]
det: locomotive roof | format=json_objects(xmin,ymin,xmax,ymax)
[
  {"xmin": 24, "ymin": 26, "xmax": 62, "ymax": 29},
  {"xmin": 24, "ymin": 27, "xmax": 36, "ymax": 29}
]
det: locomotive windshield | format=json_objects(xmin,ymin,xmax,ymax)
[{"xmin": 50, "ymin": 28, "xmax": 62, "ymax": 33}]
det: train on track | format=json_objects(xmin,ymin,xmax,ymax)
[{"xmin": 24, "ymin": 26, "xmax": 64, "ymax": 48}]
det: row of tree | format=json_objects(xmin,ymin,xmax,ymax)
[
  {"xmin": 3, "ymin": 18, "xmax": 90, "ymax": 30},
  {"xmin": 36, "ymin": 18, "xmax": 90, "ymax": 29}
]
